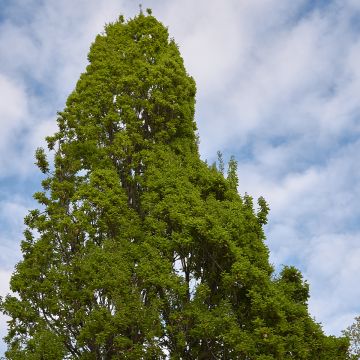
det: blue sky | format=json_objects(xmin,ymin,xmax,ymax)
[{"xmin": 1, "ymin": 0, "xmax": 360, "ymax": 355}]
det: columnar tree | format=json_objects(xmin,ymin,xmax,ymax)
[{"xmin": 0, "ymin": 10, "xmax": 349, "ymax": 359}]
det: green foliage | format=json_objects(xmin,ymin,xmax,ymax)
[
  {"xmin": 227, "ymin": 155, "xmax": 238, "ymax": 190},
  {"xmin": 0, "ymin": 11, "xmax": 349, "ymax": 359},
  {"xmin": 34, "ymin": 147, "xmax": 49, "ymax": 173}
]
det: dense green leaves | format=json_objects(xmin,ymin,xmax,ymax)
[{"xmin": 0, "ymin": 11, "xmax": 349, "ymax": 359}]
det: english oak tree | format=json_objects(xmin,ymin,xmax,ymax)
[{"xmin": 0, "ymin": 10, "xmax": 349, "ymax": 359}]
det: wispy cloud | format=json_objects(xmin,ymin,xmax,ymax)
[{"xmin": 0, "ymin": 269, "xmax": 12, "ymax": 353}]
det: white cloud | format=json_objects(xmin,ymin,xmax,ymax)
[
  {"xmin": 0, "ymin": 270, "xmax": 12, "ymax": 302},
  {"xmin": 0, "ymin": 75, "xmax": 28, "ymax": 147},
  {"xmin": 0, "ymin": 198, "xmax": 28, "ymax": 269},
  {"xmin": 176, "ymin": 1, "xmax": 359, "ymax": 160},
  {"xmin": 0, "ymin": 75, "xmax": 56, "ymax": 177},
  {"xmin": 0, "ymin": 74, "xmax": 36, "ymax": 177},
  {"xmin": 0, "ymin": 269, "xmax": 12, "ymax": 356},
  {"xmin": 306, "ymin": 233, "xmax": 360, "ymax": 334}
]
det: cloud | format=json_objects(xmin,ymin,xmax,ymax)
[
  {"xmin": 0, "ymin": 269, "xmax": 12, "ymax": 356},
  {"xmin": 0, "ymin": 1, "xmax": 115, "ymax": 96},
  {"xmin": 171, "ymin": 1, "xmax": 360, "ymax": 160},
  {"xmin": 0, "ymin": 74, "xmax": 33, "ymax": 176},
  {"xmin": 306, "ymin": 232, "xmax": 360, "ymax": 334},
  {"xmin": 0, "ymin": 74, "xmax": 56, "ymax": 177},
  {"xmin": 0, "ymin": 75, "xmax": 28, "ymax": 147},
  {"xmin": 0, "ymin": 197, "xmax": 29, "ymax": 270}
]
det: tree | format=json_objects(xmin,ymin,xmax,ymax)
[
  {"xmin": 0, "ymin": 10, "xmax": 349, "ymax": 359},
  {"xmin": 343, "ymin": 316, "xmax": 360, "ymax": 359}
]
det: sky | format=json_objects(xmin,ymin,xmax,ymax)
[{"xmin": 0, "ymin": 0, "xmax": 360, "ymax": 355}]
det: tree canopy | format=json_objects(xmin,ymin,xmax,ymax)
[{"xmin": 0, "ymin": 10, "xmax": 349, "ymax": 359}]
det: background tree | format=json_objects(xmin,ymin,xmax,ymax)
[
  {"xmin": 343, "ymin": 316, "xmax": 360, "ymax": 359},
  {"xmin": 0, "ymin": 10, "xmax": 349, "ymax": 359}
]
